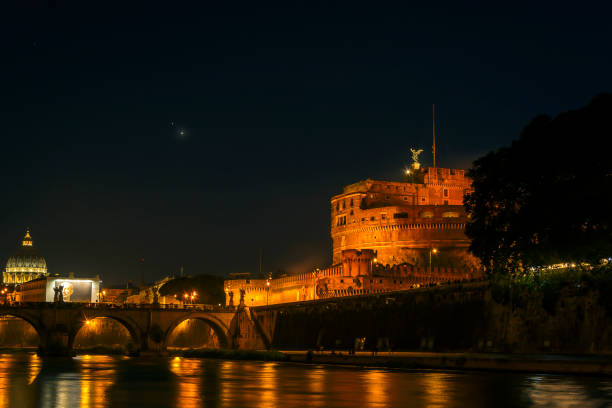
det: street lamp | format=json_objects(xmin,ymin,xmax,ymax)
[
  {"xmin": 429, "ymin": 248, "xmax": 438, "ymax": 274},
  {"xmin": 266, "ymin": 279, "xmax": 270, "ymax": 306}
]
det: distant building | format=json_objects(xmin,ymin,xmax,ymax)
[
  {"xmin": 3, "ymin": 229, "xmax": 48, "ymax": 285},
  {"xmin": 15, "ymin": 275, "xmax": 101, "ymax": 303}
]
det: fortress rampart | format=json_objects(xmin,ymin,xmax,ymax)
[{"xmin": 224, "ymin": 249, "xmax": 482, "ymax": 307}]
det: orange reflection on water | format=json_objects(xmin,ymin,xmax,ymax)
[
  {"xmin": 307, "ymin": 367, "xmax": 326, "ymax": 407},
  {"xmin": 0, "ymin": 354, "xmax": 16, "ymax": 408},
  {"xmin": 219, "ymin": 360, "xmax": 234, "ymax": 408},
  {"xmin": 78, "ymin": 355, "xmax": 117, "ymax": 408},
  {"xmin": 258, "ymin": 362, "xmax": 278, "ymax": 408},
  {"xmin": 28, "ymin": 353, "xmax": 41, "ymax": 384},
  {"xmin": 362, "ymin": 369, "xmax": 390, "ymax": 408},
  {"xmin": 169, "ymin": 357, "xmax": 203, "ymax": 408},
  {"xmin": 420, "ymin": 372, "xmax": 452, "ymax": 408},
  {"xmin": 526, "ymin": 375, "xmax": 598, "ymax": 408}
]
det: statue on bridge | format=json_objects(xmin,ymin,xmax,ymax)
[
  {"xmin": 239, "ymin": 289, "xmax": 245, "ymax": 307},
  {"xmin": 153, "ymin": 287, "xmax": 159, "ymax": 305},
  {"xmin": 53, "ymin": 285, "xmax": 65, "ymax": 303}
]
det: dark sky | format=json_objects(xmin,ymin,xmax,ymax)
[{"xmin": 1, "ymin": 1, "xmax": 610, "ymax": 285}]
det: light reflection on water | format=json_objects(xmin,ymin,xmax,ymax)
[
  {"xmin": 78, "ymin": 355, "xmax": 117, "ymax": 408},
  {"xmin": 420, "ymin": 372, "xmax": 452, "ymax": 408},
  {"xmin": 525, "ymin": 375, "xmax": 612, "ymax": 408},
  {"xmin": 0, "ymin": 353, "xmax": 609, "ymax": 407},
  {"xmin": 363, "ymin": 369, "xmax": 389, "ymax": 407},
  {"xmin": 169, "ymin": 357, "xmax": 203, "ymax": 408}
]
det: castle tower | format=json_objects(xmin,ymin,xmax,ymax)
[
  {"xmin": 3, "ymin": 229, "xmax": 48, "ymax": 285},
  {"xmin": 330, "ymin": 167, "xmax": 478, "ymax": 269}
]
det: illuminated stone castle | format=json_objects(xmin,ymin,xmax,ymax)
[
  {"xmin": 331, "ymin": 166, "xmax": 476, "ymax": 269},
  {"xmin": 3, "ymin": 229, "xmax": 48, "ymax": 285},
  {"xmin": 225, "ymin": 165, "xmax": 481, "ymax": 307}
]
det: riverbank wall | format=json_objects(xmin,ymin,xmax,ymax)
[
  {"xmin": 284, "ymin": 351, "xmax": 612, "ymax": 376},
  {"xmin": 252, "ymin": 282, "xmax": 612, "ymax": 354}
]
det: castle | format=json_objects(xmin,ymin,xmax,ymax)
[
  {"xmin": 224, "ymin": 165, "xmax": 481, "ymax": 307},
  {"xmin": 331, "ymin": 166, "xmax": 476, "ymax": 268}
]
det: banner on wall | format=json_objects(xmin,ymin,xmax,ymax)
[{"xmin": 55, "ymin": 280, "xmax": 92, "ymax": 302}]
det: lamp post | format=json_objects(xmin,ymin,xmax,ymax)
[
  {"xmin": 429, "ymin": 248, "xmax": 438, "ymax": 274},
  {"xmin": 266, "ymin": 279, "xmax": 270, "ymax": 306}
]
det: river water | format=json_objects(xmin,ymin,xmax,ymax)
[{"xmin": 0, "ymin": 352, "xmax": 610, "ymax": 407}]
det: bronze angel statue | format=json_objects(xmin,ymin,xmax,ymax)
[{"xmin": 410, "ymin": 148, "xmax": 423, "ymax": 164}]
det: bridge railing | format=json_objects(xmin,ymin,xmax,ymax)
[{"xmin": 0, "ymin": 301, "xmax": 234, "ymax": 313}]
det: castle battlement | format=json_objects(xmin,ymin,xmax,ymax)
[{"xmin": 224, "ymin": 248, "xmax": 481, "ymax": 307}]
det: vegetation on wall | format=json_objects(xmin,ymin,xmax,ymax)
[
  {"xmin": 489, "ymin": 264, "xmax": 612, "ymax": 316},
  {"xmin": 465, "ymin": 94, "xmax": 612, "ymax": 275}
]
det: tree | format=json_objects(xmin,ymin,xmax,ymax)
[
  {"xmin": 465, "ymin": 94, "xmax": 612, "ymax": 274},
  {"xmin": 158, "ymin": 274, "xmax": 225, "ymax": 305}
]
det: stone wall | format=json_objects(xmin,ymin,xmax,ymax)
[
  {"xmin": 253, "ymin": 282, "xmax": 612, "ymax": 354},
  {"xmin": 224, "ymin": 249, "xmax": 481, "ymax": 307}
]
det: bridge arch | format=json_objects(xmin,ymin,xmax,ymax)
[
  {"xmin": 69, "ymin": 313, "xmax": 144, "ymax": 353},
  {"xmin": 163, "ymin": 313, "xmax": 230, "ymax": 350},
  {"xmin": 0, "ymin": 311, "xmax": 44, "ymax": 346}
]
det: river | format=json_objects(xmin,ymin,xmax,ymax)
[{"xmin": 0, "ymin": 352, "xmax": 610, "ymax": 407}]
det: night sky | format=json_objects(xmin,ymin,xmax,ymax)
[{"xmin": 1, "ymin": 2, "xmax": 610, "ymax": 285}]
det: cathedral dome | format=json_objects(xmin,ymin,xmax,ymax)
[{"xmin": 3, "ymin": 229, "xmax": 48, "ymax": 284}]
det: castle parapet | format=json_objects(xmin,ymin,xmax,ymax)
[
  {"xmin": 224, "ymin": 260, "xmax": 483, "ymax": 307},
  {"xmin": 341, "ymin": 249, "xmax": 376, "ymax": 277}
]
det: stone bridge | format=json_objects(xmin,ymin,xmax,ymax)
[{"xmin": 0, "ymin": 303, "xmax": 266, "ymax": 355}]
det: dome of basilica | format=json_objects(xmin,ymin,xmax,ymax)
[{"xmin": 3, "ymin": 229, "xmax": 48, "ymax": 285}]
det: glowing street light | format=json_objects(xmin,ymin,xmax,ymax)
[{"xmin": 429, "ymin": 248, "xmax": 438, "ymax": 274}]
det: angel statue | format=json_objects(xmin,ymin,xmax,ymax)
[{"xmin": 410, "ymin": 148, "xmax": 424, "ymax": 164}]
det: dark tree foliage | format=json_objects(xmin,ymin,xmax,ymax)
[
  {"xmin": 465, "ymin": 94, "xmax": 612, "ymax": 274},
  {"xmin": 158, "ymin": 274, "xmax": 225, "ymax": 305}
]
